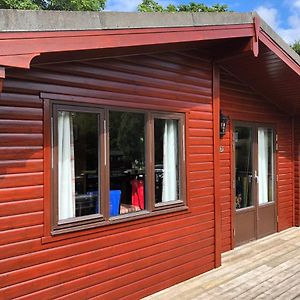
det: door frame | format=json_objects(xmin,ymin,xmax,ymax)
[{"xmin": 231, "ymin": 120, "xmax": 278, "ymax": 248}]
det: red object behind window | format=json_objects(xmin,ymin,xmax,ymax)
[{"xmin": 131, "ymin": 179, "xmax": 144, "ymax": 210}]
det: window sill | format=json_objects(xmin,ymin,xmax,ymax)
[
  {"xmin": 258, "ymin": 201, "xmax": 275, "ymax": 207},
  {"xmin": 42, "ymin": 205, "xmax": 189, "ymax": 244},
  {"xmin": 155, "ymin": 200, "xmax": 184, "ymax": 210},
  {"xmin": 57, "ymin": 213, "xmax": 105, "ymax": 226},
  {"xmin": 236, "ymin": 206, "xmax": 255, "ymax": 213}
]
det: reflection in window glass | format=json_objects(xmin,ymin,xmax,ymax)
[
  {"xmin": 58, "ymin": 111, "xmax": 99, "ymax": 221},
  {"xmin": 109, "ymin": 111, "xmax": 145, "ymax": 216},
  {"xmin": 258, "ymin": 128, "xmax": 274, "ymax": 204},
  {"xmin": 154, "ymin": 118, "xmax": 180, "ymax": 204},
  {"xmin": 235, "ymin": 127, "xmax": 253, "ymax": 209}
]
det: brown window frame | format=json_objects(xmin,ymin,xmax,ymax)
[
  {"xmin": 51, "ymin": 104, "xmax": 106, "ymax": 232},
  {"xmin": 151, "ymin": 113, "xmax": 186, "ymax": 212},
  {"xmin": 51, "ymin": 102, "xmax": 187, "ymax": 235}
]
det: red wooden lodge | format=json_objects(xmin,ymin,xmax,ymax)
[{"xmin": 0, "ymin": 10, "xmax": 300, "ymax": 299}]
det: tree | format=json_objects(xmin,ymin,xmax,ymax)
[
  {"xmin": 0, "ymin": 0, "xmax": 39, "ymax": 9},
  {"xmin": 292, "ymin": 41, "xmax": 300, "ymax": 55},
  {"xmin": 0, "ymin": 0, "xmax": 106, "ymax": 11},
  {"xmin": 138, "ymin": 0, "xmax": 164, "ymax": 12},
  {"xmin": 138, "ymin": 0, "xmax": 229, "ymax": 12}
]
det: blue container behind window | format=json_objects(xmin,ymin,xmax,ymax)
[{"xmin": 110, "ymin": 190, "xmax": 121, "ymax": 217}]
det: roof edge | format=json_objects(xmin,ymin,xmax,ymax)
[
  {"xmin": 253, "ymin": 12, "xmax": 300, "ymax": 66},
  {"xmin": 0, "ymin": 10, "xmax": 299, "ymax": 68},
  {"xmin": 0, "ymin": 10, "xmax": 254, "ymax": 32}
]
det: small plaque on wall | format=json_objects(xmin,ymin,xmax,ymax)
[{"xmin": 220, "ymin": 146, "xmax": 225, "ymax": 153}]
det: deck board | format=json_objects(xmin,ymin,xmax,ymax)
[{"xmin": 144, "ymin": 227, "xmax": 300, "ymax": 300}]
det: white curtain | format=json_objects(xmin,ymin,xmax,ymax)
[
  {"xmin": 162, "ymin": 120, "xmax": 178, "ymax": 202},
  {"xmin": 258, "ymin": 128, "xmax": 269, "ymax": 204},
  {"xmin": 58, "ymin": 111, "xmax": 75, "ymax": 220}
]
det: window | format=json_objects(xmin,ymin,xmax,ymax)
[
  {"xmin": 51, "ymin": 104, "xmax": 186, "ymax": 233},
  {"xmin": 258, "ymin": 127, "xmax": 275, "ymax": 204},
  {"xmin": 109, "ymin": 111, "xmax": 146, "ymax": 216},
  {"xmin": 234, "ymin": 124, "xmax": 275, "ymax": 210},
  {"xmin": 58, "ymin": 110, "xmax": 100, "ymax": 220},
  {"xmin": 154, "ymin": 117, "xmax": 181, "ymax": 205}
]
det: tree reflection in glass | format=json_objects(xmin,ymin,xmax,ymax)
[{"xmin": 109, "ymin": 111, "xmax": 146, "ymax": 216}]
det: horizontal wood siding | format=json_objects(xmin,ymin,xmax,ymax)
[
  {"xmin": 295, "ymin": 120, "xmax": 300, "ymax": 226},
  {"xmin": 220, "ymin": 70, "xmax": 293, "ymax": 253},
  {"xmin": 0, "ymin": 93, "xmax": 44, "ymax": 252},
  {"xmin": 0, "ymin": 51, "xmax": 215, "ymax": 299},
  {"xmin": 219, "ymin": 120, "xmax": 232, "ymax": 253}
]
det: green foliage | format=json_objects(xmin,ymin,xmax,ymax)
[
  {"xmin": 116, "ymin": 112, "xmax": 145, "ymax": 164},
  {"xmin": 138, "ymin": 0, "xmax": 164, "ymax": 12},
  {"xmin": 0, "ymin": 0, "xmax": 39, "ymax": 9},
  {"xmin": 109, "ymin": 111, "xmax": 145, "ymax": 166},
  {"xmin": 49, "ymin": 0, "xmax": 106, "ymax": 11},
  {"xmin": 138, "ymin": 0, "xmax": 229, "ymax": 12},
  {"xmin": 176, "ymin": 3, "xmax": 228, "ymax": 12},
  {"xmin": 0, "ymin": 0, "xmax": 106, "ymax": 11},
  {"xmin": 292, "ymin": 41, "xmax": 300, "ymax": 55}
]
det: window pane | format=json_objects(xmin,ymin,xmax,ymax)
[
  {"xmin": 58, "ymin": 111, "xmax": 99, "ymax": 221},
  {"xmin": 154, "ymin": 118, "xmax": 180, "ymax": 204},
  {"xmin": 258, "ymin": 128, "xmax": 274, "ymax": 204},
  {"xmin": 109, "ymin": 111, "xmax": 145, "ymax": 216},
  {"xmin": 235, "ymin": 126, "xmax": 253, "ymax": 209}
]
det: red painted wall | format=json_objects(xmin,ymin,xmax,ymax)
[
  {"xmin": 0, "ymin": 45, "xmax": 295, "ymax": 298},
  {"xmin": 220, "ymin": 69, "xmax": 294, "ymax": 253},
  {"xmin": 295, "ymin": 120, "xmax": 300, "ymax": 227},
  {"xmin": 0, "ymin": 50, "xmax": 216, "ymax": 299}
]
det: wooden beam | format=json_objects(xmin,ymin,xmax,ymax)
[
  {"xmin": 292, "ymin": 116, "xmax": 295, "ymax": 227},
  {"xmin": 0, "ymin": 24, "xmax": 254, "ymax": 69},
  {"xmin": 0, "ymin": 67, "xmax": 5, "ymax": 78},
  {"xmin": 252, "ymin": 16, "xmax": 260, "ymax": 57},
  {"xmin": 213, "ymin": 62, "xmax": 222, "ymax": 268},
  {"xmin": 0, "ymin": 25, "xmax": 254, "ymax": 57},
  {"xmin": 0, "ymin": 53, "xmax": 40, "ymax": 69},
  {"xmin": 0, "ymin": 67, "xmax": 5, "ymax": 93}
]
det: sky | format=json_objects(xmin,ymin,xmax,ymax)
[{"xmin": 105, "ymin": 0, "xmax": 300, "ymax": 44}]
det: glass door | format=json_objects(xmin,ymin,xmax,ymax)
[
  {"xmin": 257, "ymin": 128, "xmax": 275, "ymax": 205},
  {"xmin": 234, "ymin": 123, "xmax": 276, "ymax": 246},
  {"xmin": 257, "ymin": 127, "xmax": 276, "ymax": 238},
  {"xmin": 235, "ymin": 126, "xmax": 254, "ymax": 210},
  {"xmin": 234, "ymin": 124, "xmax": 256, "ymax": 245}
]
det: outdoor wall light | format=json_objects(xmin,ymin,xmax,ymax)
[{"xmin": 220, "ymin": 111, "xmax": 229, "ymax": 138}]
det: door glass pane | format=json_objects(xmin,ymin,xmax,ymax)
[
  {"xmin": 109, "ymin": 111, "xmax": 146, "ymax": 217},
  {"xmin": 235, "ymin": 126, "xmax": 253, "ymax": 209},
  {"xmin": 154, "ymin": 118, "xmax": 180, "ymax": 204},
  {"xmin": 58, "ymin": 111, "xmax": 100, "ymax": 221},
  {"xmin": 258, "ymin": 128, "xmax": 274, "ymax": 204}
]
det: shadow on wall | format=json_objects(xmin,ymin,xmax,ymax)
[{"xmin": 219, "ymin": 68, "xmax": 295, "ymax": 241}]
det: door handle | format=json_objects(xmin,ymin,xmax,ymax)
[
  {"xmin": 248, "ymin": 174, "xmax": 253, "ymax": 183},
  {"xmin": 254, "ymin": 170, "xmax": 259, "ymax": 183}
]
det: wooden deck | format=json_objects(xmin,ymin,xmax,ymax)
[{"xmin": 144, "ymin": 227, "xmax": 300, "ymax": 300}]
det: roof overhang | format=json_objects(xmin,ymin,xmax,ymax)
[
  {"xmin": 0, "ymin": 10, "xmax": 299, "ymax": 114},
  {"xmin": 0, "ymin": 10, "xmax": 298, "ymax": 69},
  {"xmin": 0, "ymin": 11, "xmax": 261, "ymax": 69}
]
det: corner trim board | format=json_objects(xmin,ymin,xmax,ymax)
[{"xmin": 213, "ymin": 62, "xmax": 222, "ymax": 268}]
